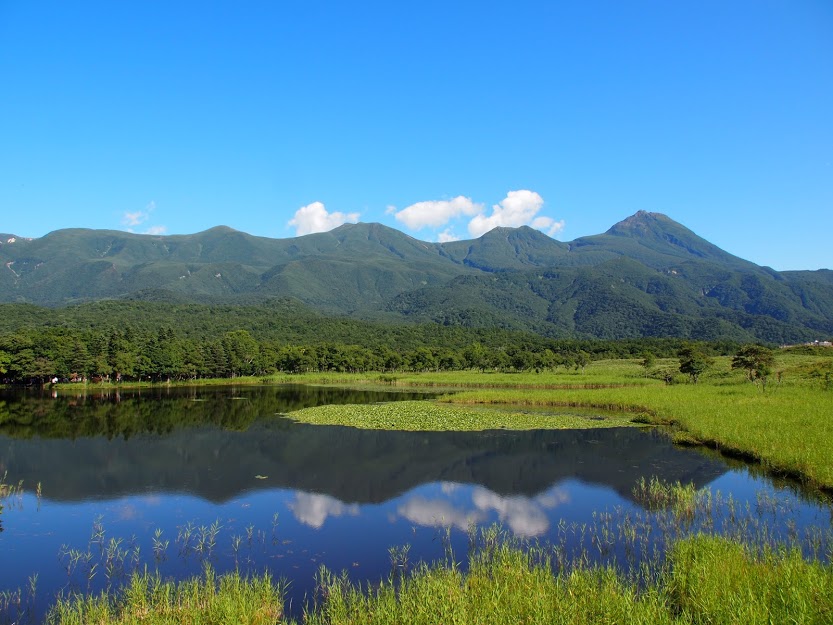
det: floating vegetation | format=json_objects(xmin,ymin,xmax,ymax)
[{"xmin": 284, "ymin": 401, "xmax": 638, "ymax": 431}]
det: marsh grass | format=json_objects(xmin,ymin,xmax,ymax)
[
  {"xmin": 0, "ymin": 472, "xmax": 25, "ymax": 526},
  {"xmin": 46, "ymin": 566, "xmax": 285, "ymax": 625},
  {"xmin": 303, "ymin": 525, "xmax": 833, "ymax": 625},
  {"xmin": 0, "ymin": 472, "xmax": 24, "ymax": 502},
  {"xmin": 632, "ymin": 477, "xmax": 698, "ymax": 518},
  {"xmin": 41, "ymin": 528, "xmax": 833, "ymax": 625},
  {"xmin": 33, "ymin": 478, "xmax": 833, "ymax": 625}
]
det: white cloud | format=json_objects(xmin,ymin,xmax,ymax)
[
  {"xmin": 468, "ymin": 190, "xmax": 551, "ymax": 238},
  {"xmin": 288, "ymin": 492, "xmax": 359, "ymax": 529},
  {"xmin": 122, "ymin": 200, "xmax": 156, "ymax": 229},
  {"xmin": 531, "ymin": 216, "xmax": 565, "ymax": 236},
  {"xmin": 144, "ymin": 225, "xmax": 167, "ymax": 235},
  {"xmin": 288, "ymin": 201, "xmax": 360, "ymax": 236},
  {"xmin": 395, "ymin": 196, "xmax": 483, "ymax": 231},
  {"xmin": 396, "ymin": 484, "xmax": 565, "ymax": 537},
  {"xmin": 122, "ymin": 211, "xmax": 147, "ymax": 227},
  {"xmin": 393, "ymin": 190, "xmax": 564, "ymax": 240},
  {"xmin": 385, "ymin": 204, "xmax": 398, "ymax": 215},
  {"xmin": 437, "ymin": 229, "xmax": 460, "ymax": 243}
]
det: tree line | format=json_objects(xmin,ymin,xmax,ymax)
[{"xmin": 0, "ymin": 324, "xmax": 739, "ymax": 384}]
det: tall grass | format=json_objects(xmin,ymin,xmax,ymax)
[
  {"xmin": 43, "ymin": 532, "xmax": 832, "ymax": 625},
  {"xmin": 46, "ymin": 566, "xmax": 285, "ymax": 625},
  {"xmin": 303, "ymin": 529, "xmax": 833, "ymax": 625}
]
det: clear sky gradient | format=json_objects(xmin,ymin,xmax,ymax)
[{"xmin": 1, "ymin": 1, "xmax": 831, "ymax": 270}]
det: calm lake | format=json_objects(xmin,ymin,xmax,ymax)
[{"xmin": 1, "ymin": 385, "xmax": 831, "ymax": 622}]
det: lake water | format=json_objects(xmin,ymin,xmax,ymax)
[{"xmin": 1, "ymin": 385, "xmax": 831, "ymax": 622}]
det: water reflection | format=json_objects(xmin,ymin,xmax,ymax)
[
  {"xmin": 289, "ymin": 493, "xmax": 360, "ymax": 529},
  {"xmin": 394, "ymin": 484, "xmax": 569, "ymax": 537},
  {"xmin": 1, "ymin": 385, "xmax": 830, "ymax": 622},
  {"xmin": 0, "ymin": 418, "xmax": 727, "ymax": 505}
]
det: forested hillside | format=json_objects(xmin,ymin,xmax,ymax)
[{"xmin": 2, "ymin": 212, "xmax": 831, "ymax": 343}]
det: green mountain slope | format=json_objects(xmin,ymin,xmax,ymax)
[
  {"xmin": 386, "ymin": 257, "xmax": 827, "ymax": 343},
  {"xmin": 568, "ymin": 211, "xmax": 760, "ymax": 271},
  {"xmin": 440, "ymin": 225, "xmax": 570, "ymax": 270},
  {"xmin": 1, "ymin": 213, "xmax": 831, "ymax": 342}
]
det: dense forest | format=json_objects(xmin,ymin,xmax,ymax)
[{"xmin": 0, "ymin": 300, "xmax": 737, "ymax": 384}]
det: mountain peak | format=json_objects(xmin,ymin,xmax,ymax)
[
  {"xmin": 582, "ymin": 210, "xmax": 755, "ymax": 270},
  {"xmin": 605, "ymin": 211, "xmax": 677, "ymax": 236},
  {"xmin": 201, "ymin": 225, "xmax": 239, "ymax": 234}
]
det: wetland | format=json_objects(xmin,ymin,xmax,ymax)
[{"xmin": 1, "ymin": 364, "xmax": 832, "ymax": 623}]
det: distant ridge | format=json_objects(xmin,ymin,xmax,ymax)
[{"xmin": 1, "ymin": 213, "xmax": 831, "ymax": 342}]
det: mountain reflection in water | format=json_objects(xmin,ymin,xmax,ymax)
[{"xmin": 0, "ymin": 385, "xmax": 727, "ymax": 504}]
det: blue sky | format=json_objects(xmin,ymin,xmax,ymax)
[{"xmin": 1, "ymin": 1, "xmax": 831, "ymax": 270}]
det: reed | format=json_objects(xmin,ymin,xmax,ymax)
[
  {"xmin": 303, "ymin": 528, "xmax": 833, "ymax": 625},
  {"xmin": 43, "ymin": 532, "xmax": 833, "ymax": 625},
  {"xmin": 46, "ymin": 566, "xmax": 285, "ymax": 625}
]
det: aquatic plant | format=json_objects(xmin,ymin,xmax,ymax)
[{"xmin": 285, "ymin": 400, "xmax": 637, "ymax": 431}]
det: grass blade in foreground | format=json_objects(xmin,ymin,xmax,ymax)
[{"xmin": 46, "ymin": 567, "xmax": 285, "ymax": 625}]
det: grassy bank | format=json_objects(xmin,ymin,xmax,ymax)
[{"xmin": 45, "ymin": 532, "xmax": 833, "ymax": 625}]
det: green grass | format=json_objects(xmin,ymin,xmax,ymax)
[
  {"xmin": 305, "ymin": 535, "xmax": 833, "ymax": 625},
  {"xmin": 46, "ymin": 567, "xmax": 285, "ymax": 625},
  {"xmin": 668, "ymin": 536, "xmax": 833, "ymax": 624},
  {"xmin": 284, "ymin": 400, "xmax": 639, "ymax": 431},
  {"xmin": 47, "ymin": 532, "xmax": 831, "ymax": 625}
]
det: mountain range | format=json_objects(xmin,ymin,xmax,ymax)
[{"xmin": 2, "ymin": 211, "xmax": 831, "ymax": 343}]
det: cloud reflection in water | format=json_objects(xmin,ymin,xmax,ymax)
[
  {"xmin": 289, "ymin": 493, "xmax": 360, "ymax": 529},
  {"xmin": 397, "ymin": 483, "xmax": 571, "ymax": 538}
]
